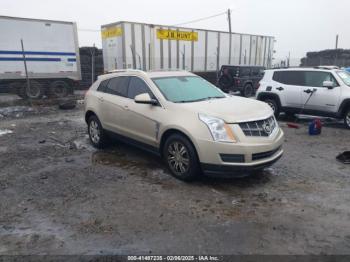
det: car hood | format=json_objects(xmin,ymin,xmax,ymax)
[{"xmin": 178, "ymin": 96, "xmax": 273, "ymax": 123}]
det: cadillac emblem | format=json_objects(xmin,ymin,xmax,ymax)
[{"xmin": 262, "ymin": 122, "xmax": 272, "ymax": 135}]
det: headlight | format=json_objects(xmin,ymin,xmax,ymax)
[{"xmin": 199, "ymin": 114, "xmax": 237, "ymax": 143}]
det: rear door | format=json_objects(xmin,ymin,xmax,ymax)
[
  {"xmin": 100, "ymin": 76, "xmax": 130, "ymax": 134},
  {"xmin": 123, "ymin": 76, "xmax": 163, "ymax": 147},
  {"xmin": 272, "ymin": 70, "xmax": 304, "ymax": 108},
  {"xmin": 301, "ymin": 71, "xmax": 340, "ymax": 113}
]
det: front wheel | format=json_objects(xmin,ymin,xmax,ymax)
[
  {"xmin": 163, "ymin": 134, "xmax": 201, "ymax": 181},
  {"xmin": 344, "ymin": 108, "xmax": 350, "ymax": 129}
]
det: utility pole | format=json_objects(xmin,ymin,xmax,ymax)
[
  {"xmin": 335, "ymin": 34, "xmax": 339, "ymax": 49},
  {"xmin": 335, "ymin": 35, "xmax": 339, "ymax": 66},
  {"xmin": 90, "ymin": 43, "xmax": 95, "ymax": 85},
  {"xmin": 20, "ymin": 39, "xmax": 30, "ymax": 92},
  {"xmin": 227, "ymin": 9, "xmax": 232, "ymax": 65}
]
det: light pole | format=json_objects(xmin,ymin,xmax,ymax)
[{"xmin": 227, "ymin": 9, "xmax": 232, "ymax": 65}]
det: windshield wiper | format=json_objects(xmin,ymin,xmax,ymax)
[{"xmin": 175, "ymin": 96, "xmax": 225, "ymax": 103}]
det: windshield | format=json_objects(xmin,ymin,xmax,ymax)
[
  {"xmin": 152, "ymin": 76, "xmax": 226, "ymax": 103},
  {"xmin": 337, "ymin": 70, "xmax": 350, "ymax": 86}
]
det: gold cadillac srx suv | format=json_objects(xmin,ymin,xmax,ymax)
[{"xmin": 85, "ymin": 70, "xmax": 284, "ymax": 181}]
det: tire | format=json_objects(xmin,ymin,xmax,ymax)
[
  {"xmin": 344, "ymin": 108, "xmax": 350, "ymax": 129},
  {"xmin": 88, "ymin": 115, "xmax": 108, "ymax": 148},
  {"xmin": 49, "ymin": 81, "xmax": 70, "ymax": 98},
  {"xmin": 162, "ymin": 134, "xmax": 201, "ymax": 181},
  {"xmin": 241, "ymin": 84, "xmax": 253, "ymax": 97},
  {"xmin": 25, "ymin": 80, "xmax": 44, "ymax": 99},
  {"xmin": 264, "ymin": 98, "xmax": 280, "ymax": 117},
  {"xmin": 218, "ymin": 74, "xmax": 233, "ymax": 93}
]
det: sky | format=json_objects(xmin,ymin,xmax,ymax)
[{"xmin": 1, "ymin": 0, "xmax": 348, "ymax": 66}]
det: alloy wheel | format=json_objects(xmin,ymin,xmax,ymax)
[
  {"xmin": 346, "ymin": 111, "xmax": 350, "ymax": 128},
  {"xmin": 267, "ymin": 101, "xmax": 276, "ymax": 113},
  {"xmin": 89, "ymin": 120, "xmax": 100, "ymax": 144},
  {"xmin": 167, "ymin": 141, "xmax": 190, "ymax": 175}
]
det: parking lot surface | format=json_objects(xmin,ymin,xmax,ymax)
[{"xmin": 0, "ymin": 96, "xmax": 350, "ymax": 255}]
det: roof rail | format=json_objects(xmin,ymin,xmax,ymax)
[
  {"xmin": 313, "ymin": 65, "xmax": 340, "ymax": 70},
  {"xmin": 106, "ymin": 69, "xmax": 146, "ymax": 74}
]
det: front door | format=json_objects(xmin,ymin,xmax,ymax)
[
  {"xmin": 122, "ymin": 76, "xmax": 164, "ymax": 147},
  {"xmin": 301, "ymin": 71, "xmax": 340, "ymax": 113}
]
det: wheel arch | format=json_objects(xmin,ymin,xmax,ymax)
[
  {"xmin": 159, "ymin": 128, "xmax": 200, "ymax": 159},
  {"xmin": 85, "ymin": 110, "xmax": 97, "ymax": 124},
  {"xmin": 257, "ymin": 92, "xmax": 282, "ymax": 108},
  {"xmin": 337, "ymin": 99, "xmax": 350, "ymax": 118}
]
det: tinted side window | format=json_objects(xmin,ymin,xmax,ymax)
[
  {"xmin": 105, "ymin": 76, "xmax": 129, "ymax": 97},
  {"xmin": 273, "ymin": 71, "xmax": 304, "ymax": 86},
  {"xmin": 97, "ymin": 79, "xmax": 109, "ymax": 92},
  {"xmin": 240, "ymin": 68, "xmax": 251, "ymax": 77},
  {"xmin": 304, "ymin": 72, "xmax": 338, "ymax": 87},
  {"xmin": 127, "ymin": 77, "xmax": 153, "ymax": 99},
  {"xmin": 251, "ymin": 68, "xmax": 260, "ymax": 76}
]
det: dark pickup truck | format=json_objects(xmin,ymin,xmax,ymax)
[{"xmin": 217, "ymin": 65, "xmax": 265, "ymax": 97}]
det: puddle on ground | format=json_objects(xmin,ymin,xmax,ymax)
[
  {"xmin": 91, "ymin": 148, "xmax": 174, "ymax": 188},
  {"xmin": 91, "ymin": 144, "xmax": 163, "ymax": 170}
]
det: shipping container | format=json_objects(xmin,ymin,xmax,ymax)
[
  {"xmin": 0, "ymin": 16, "xmax": 81, "ymax": 98},
  {"xmin": 101, "ymin": 21, "xmax": 274, "ymax": 73}
]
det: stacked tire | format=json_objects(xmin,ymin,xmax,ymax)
[{"xmin": 79, "ymin": 47, "xmax": 104, "ymax": 89}]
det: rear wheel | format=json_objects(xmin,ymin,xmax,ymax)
[
  {"xmin": 25, "ymin": 80, "xmax": 44, "ymax": 99},
  {"xmin": 163, "ymin": 134, "xmax": 200, "ymax": 181},
  {"xmin": 49, "ymin": 81, "xmax": 70, "ymax": 98},
  {"xmin": 264, "ymin": 98, "xmax": 280, "ymax": 117},
  {"xmin": 344, "ymin": 108, "xmax": 350, "ymax": 129},
  {"xmin": 241, "ymin": 84, "xmax": 253, "ymax": 97},
  {"xmin": 88, "ymin": 115, "xmax": 108, "ymax": 148}
]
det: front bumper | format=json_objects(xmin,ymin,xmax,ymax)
[
  {"xmin": 201, "ymin": 152, "xmax": 283, "ymax": 177},
  {"xmin": 196, "ymin": 128, "xmax": 284, "ymax": 177}
]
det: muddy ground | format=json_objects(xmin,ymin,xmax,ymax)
[{"xmin": 0, "ymin": 93, "xmax": 350, "ymax": 255}]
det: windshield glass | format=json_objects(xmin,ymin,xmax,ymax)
[
  {"xmin": 337, "ymin": 70, "xmax": 350, "ymax": 86},
  {"xmin": 152, "ymin": 76, "xmax": 226, "ymax": 103}
]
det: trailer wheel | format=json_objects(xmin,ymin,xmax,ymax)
[
  {"xmin": 25, "ymin": 80, "xmax": 44, "ymax": 99},
  {"xmin": 49, "ymin": 81, "xmax": 69, "ymax": 98}
]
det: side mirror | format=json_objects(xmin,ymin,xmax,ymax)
[
  {"xmin": 323, "ymin": 81, "xmax": 334, "ymax": 89},
  {"xmin": 134, "ymin": 93, "xmax": 158, "ymax": 105}
]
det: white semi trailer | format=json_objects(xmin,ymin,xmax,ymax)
[
  {"xmin": 101, "ymin": 21, "xmax": 274, "ymax": 73},
  {"xmin": 0, "ymin": 16, "xmax": 81, "ymax": 99}
]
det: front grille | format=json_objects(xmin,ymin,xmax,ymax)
[
  {"xmin": 239, "ymin": 116, "xmax": 277, "ymax": 137},
  {"xmin": 252, "ymin": 146, "xmax": 282, "ymax": 161}
]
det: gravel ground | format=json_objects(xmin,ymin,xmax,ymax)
[{"xmin": 0, "ymin": 97, "xmax": 350, "ymax": 255}]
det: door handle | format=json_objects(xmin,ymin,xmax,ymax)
[
  {"xmin": 276, "ymin": 87, "xmax": 284, "ymax": 91},
  {"xmin": 124, "ymin": 105, "xmax": 129, "ymax": 111},
  {"xmin": 98, "ymin": 96, "xmax": 104, "ymax": 102},
  {"xmin": 303, "ymin": 89, "xmax": 312, "ymax": 94}
]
